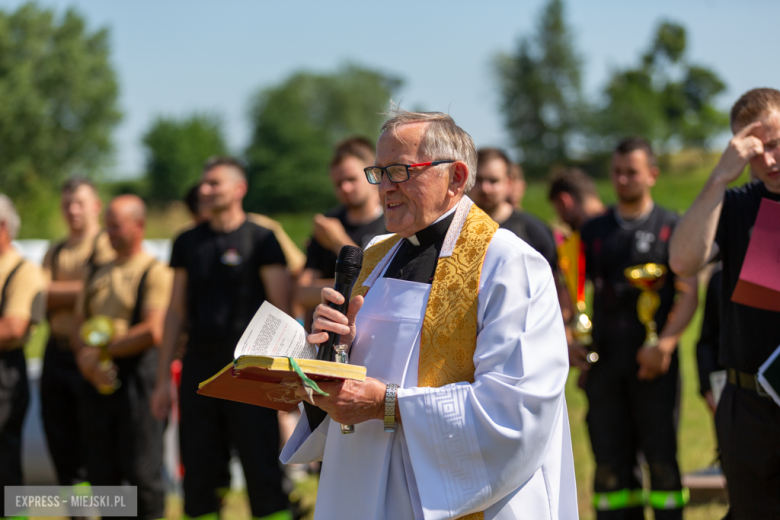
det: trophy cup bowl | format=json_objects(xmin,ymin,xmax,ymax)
[
  {"xmin": 624, "ymin": 263, "xmax": 668, "ymax": 347},
  {"xmin": 79, "ymin": 315, "xmax": 121, "ymax": 395}
]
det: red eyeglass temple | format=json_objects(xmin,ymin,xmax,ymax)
[{"xmin": 407, "ymin": 161, "xmax": 434, "ymax": 168}]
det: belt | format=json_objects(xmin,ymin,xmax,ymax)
[{"xmin": 727, "ymin": 368, "xmax": 770, "ymax": 398}]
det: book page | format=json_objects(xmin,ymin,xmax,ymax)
[{"xmin": 234, "ymin": 301, "xmax": 317, "ymax": 360}]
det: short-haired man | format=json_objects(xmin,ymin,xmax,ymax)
[
  {"xmin": 0, "ymin": 194, "xmax": 45, "ymax": 515},
  {"xmin": 40, "ymin": 177, "xmax": 115, "ymax": 486},
  {"xmin": 151, "ymin": 157, "xmax": 292, "ymax": 519},
  {"xmin": 72, "ymin": 195, "xmax": 171, "ymax": 520},
  {"xmin": 548, "ymin": 168, "xmax": 606, "ymax": 369},
  {"xmin": 548, "ymin": 168, "xmax": 606, "ymax": 232},
  {"xmin": 297, "ymin": 137, "xmax": 385, "ymax": 324},
  {"xmin": 281, "ymin": 110, "xmax": 577, "ymax": 518},
  {"xmin": 470, "ymin": 148, "xmax": 559, "ymax": 271},
  {"xmin": 581, "ymin": 138, "xmax": 698, "ymax": 519},
  {"xmin": 669, "ymin": 88, "xmax": 780, "ymax": 518}
]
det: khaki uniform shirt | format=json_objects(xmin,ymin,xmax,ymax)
[
  {"xmin": 43, "ymin": 232, "xmax": 115, "ymax": 338},
  {"xmin": 248, "ymin": 213, "xmax": 306, "ymax": 275},
  {"xmin": 76, "ymin": 252, "xmax": 172, "ymax": 339},
  {"xmin": 0, "ymin": 248, "xmax": 46, "ymax": 350}
]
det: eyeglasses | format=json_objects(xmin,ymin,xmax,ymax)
[{"xmin": 363, "ymin": 160, "xmax": 455, "ymax": 185}]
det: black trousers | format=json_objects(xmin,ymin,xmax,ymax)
[
  {"xmin": 0, "ymin": 348, "xmax": 29, "ymax": 515},
  {"xmin": 179, "ymin": 351, "xmax": 288, "ymax": 518},
  {"xmin": 40, "ymin": 336, "xmax": 89, "ymax": 485},
  {"xmin": 81, "ymin": 350, "xmax": 165, "ymax": 520},
  {"xmin": 586, "ymin": 353, "xmax": 683, "ymax": 520},
  {"xmin": 716, "ymin": 383, "xmax": 780, "ymax": 520}
]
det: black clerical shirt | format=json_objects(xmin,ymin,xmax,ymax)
[{"xmin": 383, "ymin": 212, "xmax": 456, "ymax": 284}]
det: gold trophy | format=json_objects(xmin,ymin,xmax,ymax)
[
  {"xmin": 624, "ymin": 263, "xmax": 668, "ymax": 347},
  {"xmin": 79, "ymin": 315, "xmax": 121, "ymax": 394},
  {"xmin": 560, "ymin": 234, "xmax": 599, "ymax": 363}
]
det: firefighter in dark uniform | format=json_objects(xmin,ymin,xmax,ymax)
[
  {"xmin": 40, "ymin": 177, "xmax": 115, "ymax": 486},
  {"xmin": 670, "ymin": 88, "xmax": 780, "ymax": 519},
  {"xmin": 73, "ymin": 195, "xmax": 172, "ymax": 520},
  {"xmin": 0, "ymin": 194, "xmax": 46, "ymax": 515},
  {"xmin": 581, "ymin": 138, "xmax": 698, "ymax": 519},
  {"xmin": 150, "ymin": 157, "xmax": 292, "ymax": 520}
]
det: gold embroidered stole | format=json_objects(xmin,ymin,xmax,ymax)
[{"xmin": 352, "ymin": 203, "xmax": 498, "ymax": 520}]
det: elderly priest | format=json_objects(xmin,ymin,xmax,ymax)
[{"xmin": 281, "ymin": 109, "xmax": 578, "ymax": 520}]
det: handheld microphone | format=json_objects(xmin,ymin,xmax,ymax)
[
  {"xmin": 317, "ymin": 245, "xmax": 364, "ymax": 363},
  {"xmin": 305, "ymin": 245, "xmax": 364, "ymax": 432}
]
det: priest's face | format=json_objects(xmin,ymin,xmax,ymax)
[{"xmin": 376, "ymin": 123, "xmax": 455, "ymax": 238}]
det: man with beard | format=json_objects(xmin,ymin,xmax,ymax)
[
  {"xmin": 581, "ymin": 138, "xmax": 698, "ymax": 519},
  {"xmin": 296, "ymin": 137, "xmax": 385, "ymax": 326},
  {"xmin": 470, "ymin": 148, "xmax": 558, "ymax": 271},
  {"xmin": 151, "ymin": 157, "xmax": 292, "ymax": 519},
  {"xmin": 670, "ymin": 88, "xmax": 780, "ymax": 518},
  {"xmin": 40, "ymin": 177, "xmax": 115, "ymax": 486}
]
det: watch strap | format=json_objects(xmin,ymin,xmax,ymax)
[{"xmin": 384, "ymin": 383, "xmax": 399, "ymax": 432}]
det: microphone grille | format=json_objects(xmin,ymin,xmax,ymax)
[{"xmin": 335, "ymin": 245, "xmax": 364, "ymax": 276}]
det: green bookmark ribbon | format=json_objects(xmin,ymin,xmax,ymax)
[{"xmin": 288, "ymin": 357, "xmax": 329, "ymax": 401}]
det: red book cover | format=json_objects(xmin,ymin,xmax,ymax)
[
  {"xmin": 197, "ymin": 356, "xmax": 366, "ymax": 412},
  {"xmin": 731, "ymin": 198, "xmax": 780, "ymax": 312}
]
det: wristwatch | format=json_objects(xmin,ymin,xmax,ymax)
[{"xmin": 384, "ymin": 383, "xmax": 399, "ymax": 432}]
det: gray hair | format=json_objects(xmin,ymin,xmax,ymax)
[
  {"xmin": 0, "ymin": 194, "xmax": 20, "ymax": 240},
  {"xmin": 380, "ymin": 107, "xmax": 478, "ymax": 191}
]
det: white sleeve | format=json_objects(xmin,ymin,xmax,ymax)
[
  {"xmin": 397, "ymin": 234, "xmax": 570, "ymax": 519},
  {"xmin": 279, "ymin": 404, "xmax": 331, "ymax": 464}
]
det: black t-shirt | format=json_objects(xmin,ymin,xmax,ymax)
[
  {"xmin": 170, "ymin": 220, "xmax": 286, "ymax": 356},
  {"xmin": 581, "ymin": 205, "xmax": 679, "ymax": 360},
  {"xmin": 714, "ymin": 180, "xmax": 780, "ymax": 373},
  {"xmin": 499, "ymin": 210, "xmax": 558, "ymax": 272},
  {"xmin": 305, "ymin": 206, "xmax": 386, "ymax": 279},
  {"xmin": 696, "ymin": 267, "xmax": 722, "ymax": 396}
]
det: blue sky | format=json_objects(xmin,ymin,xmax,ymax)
[{"xmin": 3, "ymin": 0, "xmax": 778, "ymax": 178}]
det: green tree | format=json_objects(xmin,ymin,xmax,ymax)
[
  {"xmin": 495, "ymin": 0, "xmax": 584, "ymax": 179},
  {"xmin": 592, "ymin": 21, "xmax": 728, "ymax": 154},
  {"xmin": 0, "ymin": 3, "xmax": 121, "ymax": 235},
  {"xmin": 244, "ymin": 63, "xmax": 401, "ymax": 214},
  {"xmin": 142, "ymin": 113, "xmax": 227, "ymax": 202}
]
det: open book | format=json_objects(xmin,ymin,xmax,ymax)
[{"xmin": 197, "ymin": 302, "xmax": 366, "ymax": 411}]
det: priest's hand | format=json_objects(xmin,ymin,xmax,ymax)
[
  {"xmin": 295, "ymin": 377, "xmax": 389, "ymax": 425},
  {"xmin": 308, "ymin": 289, "xmax": 364, "ymax": 346}
]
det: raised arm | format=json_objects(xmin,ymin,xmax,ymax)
[{"xmin": 670, "ymin": 121, "xmax": 763, "ymax": 277}]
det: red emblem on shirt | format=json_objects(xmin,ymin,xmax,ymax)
[{"xmin": 659, "ymin": 225, "xmax": 671, "ymax": 242}]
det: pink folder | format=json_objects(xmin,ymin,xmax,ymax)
[{"xmin": 731, "ymin": 198, "xmax": 780, "ymax": 312}]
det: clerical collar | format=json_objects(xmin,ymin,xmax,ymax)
[{"xmin": 407, "ymin": 206, "xmax": 457, "ymax": 247}]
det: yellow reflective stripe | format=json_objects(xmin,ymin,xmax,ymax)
[
  {"xmin": 592, "ymin": 488, "xmax": 645, "ymax": 510},
  {"xmin": 648, "ymin": 488, "xmax": 690, "ymax": 509},
  {"xmin": 254, "ymin": 511, "xmax": 293, "ymax": 520}
]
